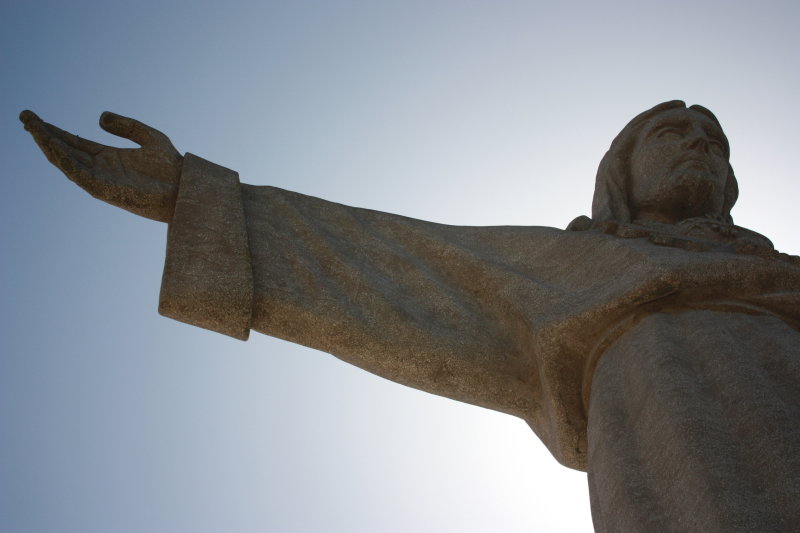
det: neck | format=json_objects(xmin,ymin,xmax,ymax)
[
  {"xmin": 633, "ymin": 210, "xmax": 680, "ymax": 225},
  {"xmin": 632, "ymin": 204, "xmax": 724, "ymax": 226}
]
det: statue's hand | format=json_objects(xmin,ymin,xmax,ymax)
[{"xmin": 20, "ymin": 110, "xmax": 183, "ymax": 223}]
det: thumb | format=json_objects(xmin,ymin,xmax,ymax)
[{"xmin": 99, "ymin": 111, "xmax": 174, "ymax": 151}]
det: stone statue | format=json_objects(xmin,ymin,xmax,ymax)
[{"xmin": 20, "ymin": 101, "xmax": 800, "ymax": 531}]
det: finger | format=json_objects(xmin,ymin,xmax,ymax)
[
  {"xmin": 23, "ymin": 115, "xmax": 93, "ymax": 171},
  {"xmin": 20, "ymin": 110, "xmax": 47, "ymax": 140},
  {"xmin": 19, "ymin": 109, "xmax": 41, "ymax": 125},
  {"xmin": 22, "ymin": 113, "xmax": 62, "ymax": 164},
  {"xmin": 46, "ymin": 137, "xmax": 110, "ymax": 202},
  {"xmin": 21, "ymin": 110, "xmax": 105, "ymax": 157},
  {"xmin": 47, "ymin": 134, "xmax": 94, "ymax": 172},
  {"xmin": 99, "ymin": 111, "xmax": 173, "ymax": 151},
  {"xmin": 43, "ymin": 121, "xmax": 105, "ymax": 155}
]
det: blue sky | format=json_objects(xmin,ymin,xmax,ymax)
[{"xmin": 2, "ymin": 1, "xmax": 800, "ymax": 532}]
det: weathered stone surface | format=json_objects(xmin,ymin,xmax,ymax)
[
  {"xmin": 159, "ymin": 153, "xmax": 253, "ymax": 340},
  {"xmin": 156, "ymin": 160, "xmax": 800, "ymax": 478},
  {"xmin": 588, "ymin": 310, "xmax": 800, "ymax": 531},
  {"xmin": 21, "ymin": 101, "xmax": 800, "ymax": 531},
  {"xmin": 20, "ymin": 110, "xmax": 183, "ymax": 223}
]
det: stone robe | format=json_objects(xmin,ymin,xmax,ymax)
[{"xmin": 159, "ymin": 154, "xmax": 800, "ymax": 531}]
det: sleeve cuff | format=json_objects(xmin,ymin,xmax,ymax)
[{"xmin": 158, "ymin": 153, "xmax": 253, "ymax": 340}]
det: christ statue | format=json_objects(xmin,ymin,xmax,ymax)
[{"xmin": 21, "ymin": 100, "xmax": 800, "ymax": 531}]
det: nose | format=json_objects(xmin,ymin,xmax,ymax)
[{"xmin": 682, "ymin": 129, "xmax": 711, "ymax": 154}]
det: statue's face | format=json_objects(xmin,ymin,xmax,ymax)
[{"xmin": 629, "ymin": 108, "xmax": 729, "ymax": 224}]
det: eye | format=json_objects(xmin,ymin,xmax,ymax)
[
  {"xmin": 709, "ymin": 140, "xmax": 725, "ymax": 156},
  {"xmin": 656, "ymin": 128, "xmax": 682, "ymax": 140}
]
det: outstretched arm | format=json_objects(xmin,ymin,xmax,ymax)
[
  {"xmin": 21, "ymin": 113, "xmax": 558, "ymax": 438},
  {"xmin": 20, "ymin": 110, "xmax": 182, "ymax": 222},
  {"xmin": 238, "ymin": 185, "xmax": 549, "ymax": 421}
]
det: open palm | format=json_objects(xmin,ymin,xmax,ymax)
[{"xmin": 21, "ymin": 110, "xmax": 183, "ymax": 222}]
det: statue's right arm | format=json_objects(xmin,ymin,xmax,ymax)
[
  {"xmin": 22, "ymin": 111, "xmax": 560, "ymax": 425},
  {"xmin": 232, "ymin": 182, "xmax": 569, "ymax": 423}
]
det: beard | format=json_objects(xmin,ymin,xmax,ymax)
[
  {"xmin": 665, "ymin": 169, "xmax": 724, "ymax": 220},
  {"xmin": 631, "ymin": 167, "xmax": 726, "ymax": 224}
]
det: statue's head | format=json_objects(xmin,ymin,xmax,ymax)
[{"xmin": 592, "ymin": 100, "xmax": 739, "ymax": 224}]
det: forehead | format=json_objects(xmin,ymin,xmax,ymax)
[{"xmin": 642, "ymin": 108, "xmax": 725, "ymax": 138}]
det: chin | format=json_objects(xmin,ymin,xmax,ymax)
[{"xmin": 674, "ymin": 173, "xmax": 724, "ymax": 218}]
